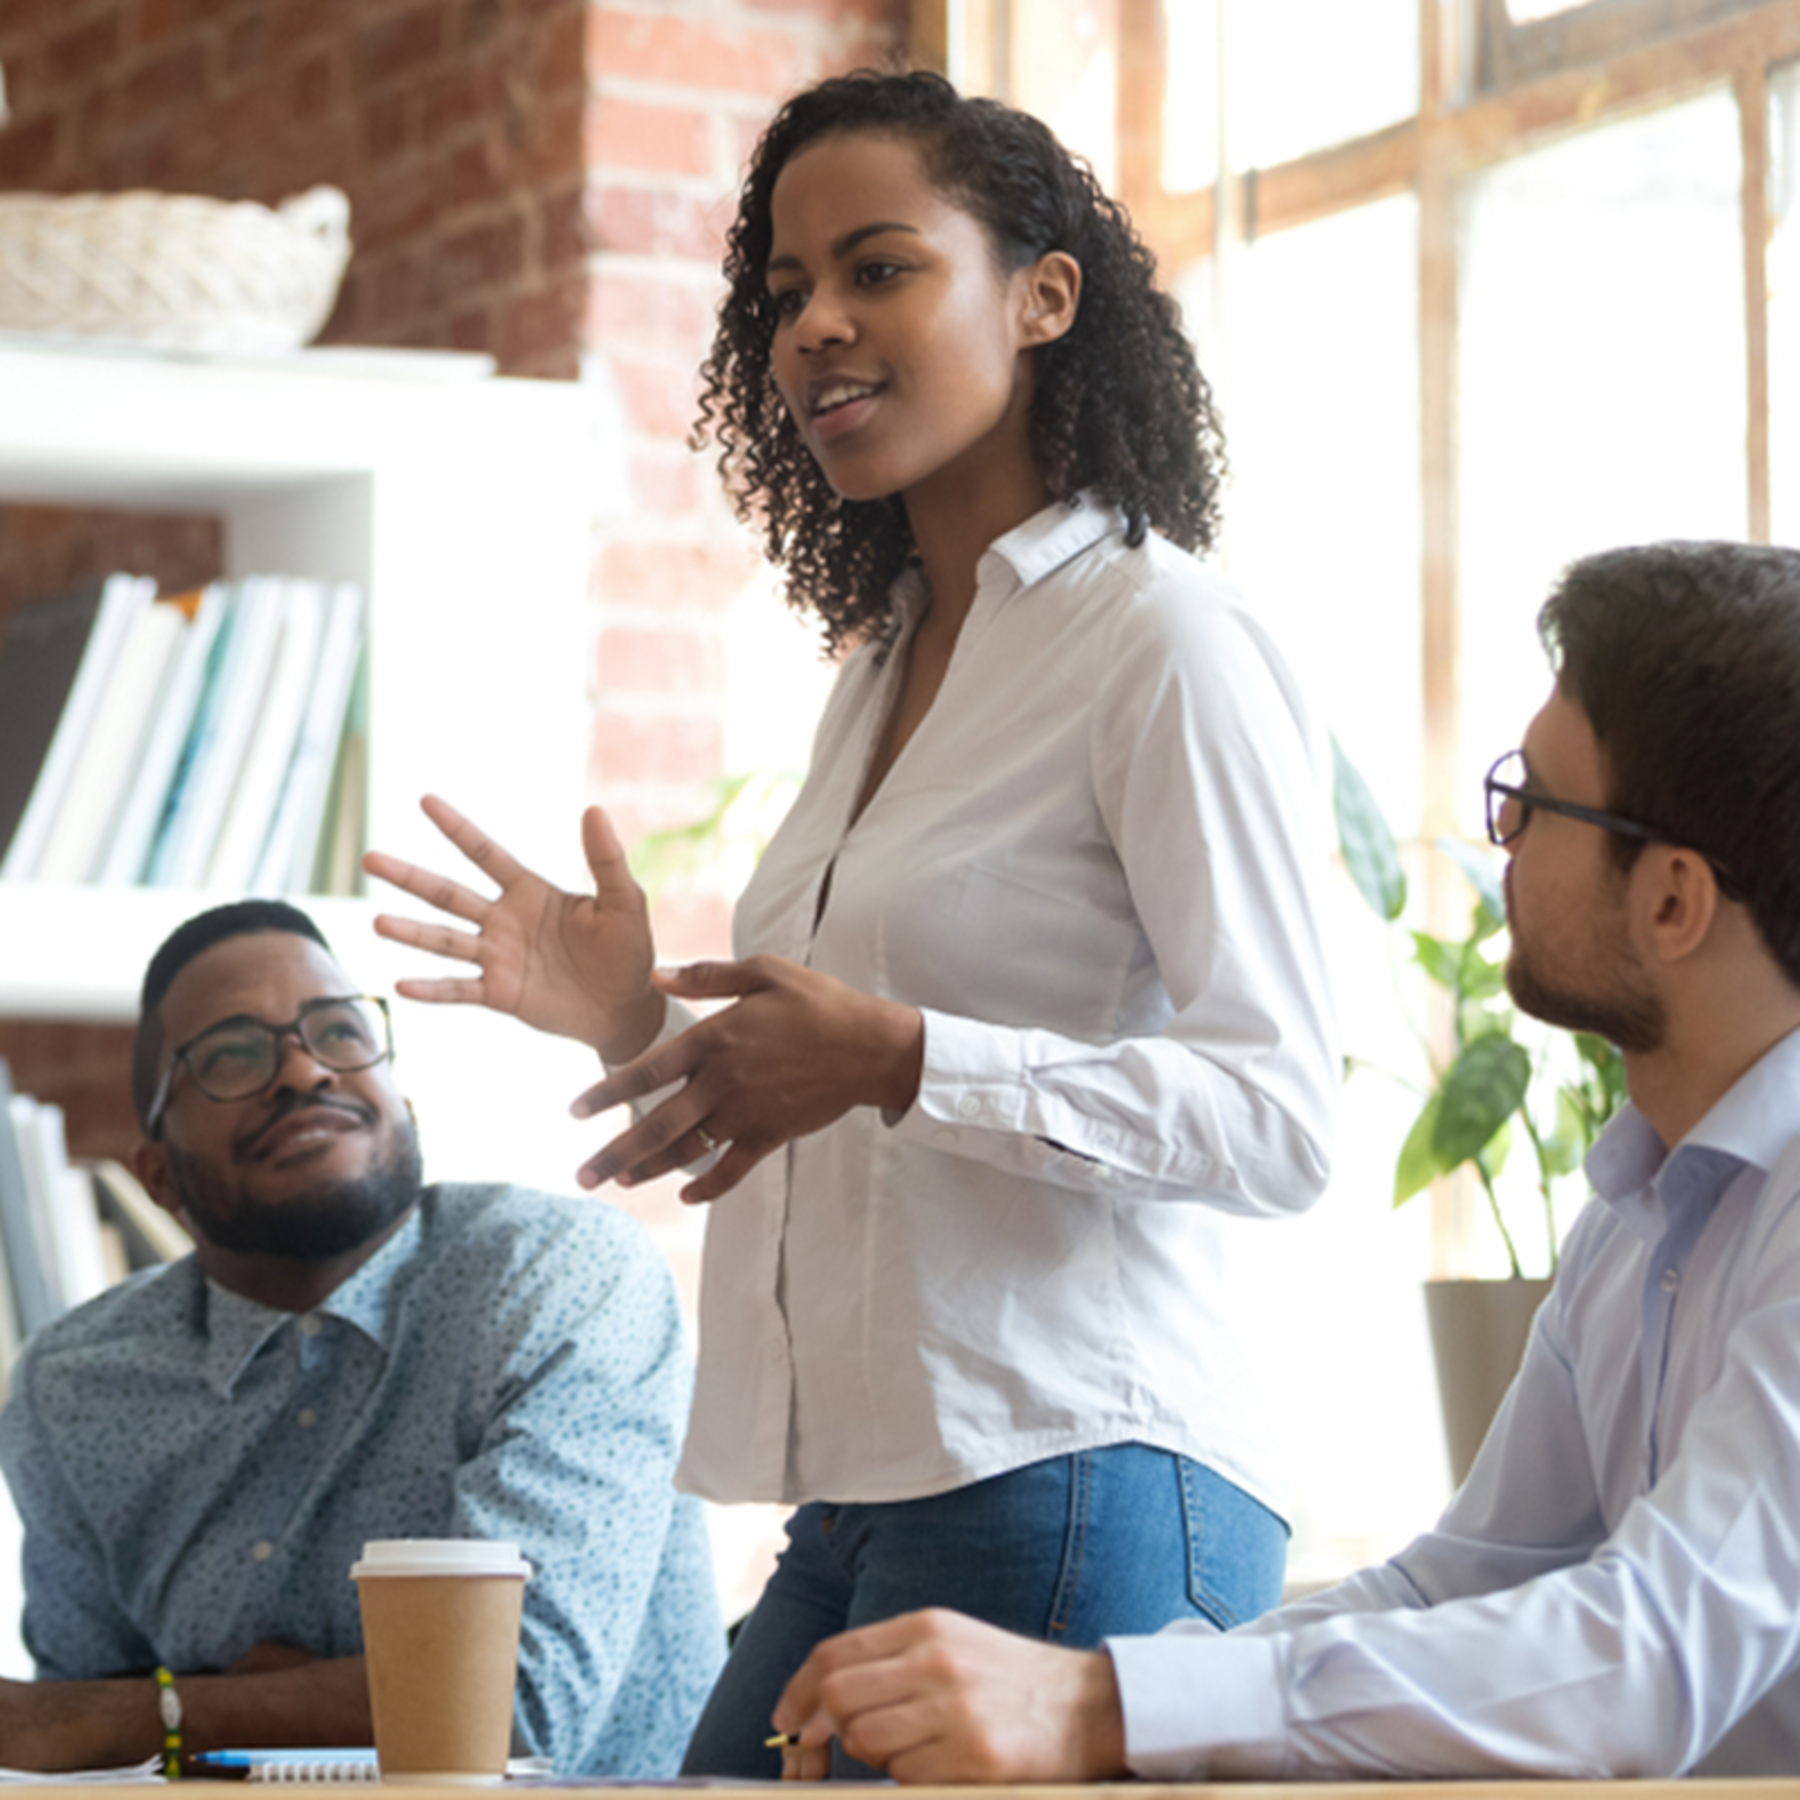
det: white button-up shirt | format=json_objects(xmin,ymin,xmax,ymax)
[
  {"xmin": 1112, "ymin": 1023, "xmax": 1800, "ymax": 1777},
  {"xmin": 675, "ymin": 499, "xmax": 1338, "ymax": 1509}
]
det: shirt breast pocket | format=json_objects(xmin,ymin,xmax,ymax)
[{"xmin": 879, "ymin": 854, "xmax": 1148, "ymax": 1038}]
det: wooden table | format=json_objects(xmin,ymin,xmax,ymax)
[{"xmin": 17, "ymin": 1783, "xmax": 1800, "ymax": 1797}]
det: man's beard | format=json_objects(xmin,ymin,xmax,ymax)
[
  {"xmin": 166, "ymin": 1107, "xmax": 424, "ymax": 1261},
  {"xmin": 1505, "ymin": 934, "xmax": 1666, "ymax": 1055}
]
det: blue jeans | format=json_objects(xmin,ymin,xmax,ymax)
[{"xmin": 679, "ymin": 1443, "xmax": 1287, "ymax": 1777}]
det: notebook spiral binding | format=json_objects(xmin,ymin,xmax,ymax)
[{"xmin": 245, "ymin": 1758, "xmax": 379, "ymax": 1782}]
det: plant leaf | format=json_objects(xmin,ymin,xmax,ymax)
[
  {"xmin": 1456, "ymin": 939, "xmax": 1507, "ymax": 1000},
  {"xmin": 1457, "ymin": 997, "xmax": 1512, "ymax": 1046},
  {"xmin": 1437, "ymin": 836, "xmax": 1507, "ymax": 935},
  {"xmin": 1411, "ymin": 931, "xmax": 1461, "ymax": 990},
  {"xmin": 1332, "ymin": 735, "xmax": 1407, "ymax": 922},
  {"xmin": 1394, "ymin": 1091, "xmax": 1444, "ymax": 1206},
  {"xmin": 1432, "ymin": 1035, "xmax": 1532, "ymax": 1169}
]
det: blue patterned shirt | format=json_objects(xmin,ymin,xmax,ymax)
[{"xmin": 0, "ymin": 1184, "xmax": 723, "ymax": 1776}]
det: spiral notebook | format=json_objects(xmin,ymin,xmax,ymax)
[
  {"xmin": 188, "ymin": 1749, "xmax": 379, "ymax": 1783},
  {"xmin": 0, "ymin": 1750, "xmax": 570, "ymax": 1786},
  {"xmin": 185, "ymin": 1750, "xmax": 555, "ymax": 1783}
]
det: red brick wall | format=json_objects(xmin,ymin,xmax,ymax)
[
  {"xmin": 0, "ymin": 0, "xmax": 904, "ymax": 374},
  {"xmin": 0, "ymin": 0, "xmax": 593, "ymax": 376},
  {"xmin": 579, "ymin": 2, "xmax": 905, "ymax": 958},
  {"xmin": 0, "ymin": 0, "xmax": 909, "ymax": 1153}
]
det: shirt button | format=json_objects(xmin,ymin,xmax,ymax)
[
  {"xmin": 956, "ymin": 1095, "xmax": 982, "ymax": 1120},
  {"xmin": 299, "ymin": 1316, "xmax": 322, "ymax": 1338},
  {"xmin": 252, "ymin": 1541, "xmax": 274, "ymax": 1562},
  {"xmin": 1660, "ymin": 1267, "xmax": 1681, "ymax": 1294},
  {"xmin": 298, "ymin": 1408, "xmax": 318, "ymax": 1428}
]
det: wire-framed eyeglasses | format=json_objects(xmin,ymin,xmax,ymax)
[
  {"xmin": 1482, "ymin": 751, "xmax": 1744, "ymax": 901},
  {"xmin": 147, "ymin": 995, "xmax": 393, "ymax": 1141}
]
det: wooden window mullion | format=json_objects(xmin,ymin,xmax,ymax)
[{"xmin": 1739, "ymin": 54, "xmax": 1773, "ymax": 542}]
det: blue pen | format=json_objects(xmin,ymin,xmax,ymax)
[{"xmin": 183, "ymin": 1756, "xmax": 252, "ymax": 1782}]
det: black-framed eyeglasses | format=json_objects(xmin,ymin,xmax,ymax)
[
  {"xmin": 146, "ymin": 995, "xmax": 393, "ymax": 1141},
  {"xmin": 1482, "ymin": 751, "xmax": 1665, "ymax": 852},
  {"xmin": 1483, "ymin": 751, "xmax": 1745, "ymax": 901}
]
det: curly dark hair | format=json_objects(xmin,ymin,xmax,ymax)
[{"xmin": 693, "ymin": 68, "xmax": 1226, "ymax": 654}]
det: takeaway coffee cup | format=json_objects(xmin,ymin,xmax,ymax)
[{"xmin": 351, "ymin": 1539, "xmax": 531, "ymax": 1782}]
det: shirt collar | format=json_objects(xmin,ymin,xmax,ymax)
[
  {"xmin": 1682, "ymin": 1022, "xmax": 1800, "ymax": 1170},
  {"xmin": 888, "ymin": 493, "xmax": 1121, "ymax": 625},
  {"xmin": 1586, "ymin": 1024, "xmax": 1800, "ymax": 1246},
  {"xmin": 979, "ymin": 493, "xmax": 1120, "ymax": 592},
  {"xmin": 199, "ymin": 1204, "xmax": 423, "ymax": 1398}
]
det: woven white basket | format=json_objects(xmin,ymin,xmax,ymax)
[{"xmin": 0, "ymin": 185, "xmax": 351, "ymax": 354}]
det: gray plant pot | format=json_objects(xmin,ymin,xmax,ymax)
[{"xmin": 1422, "ymin": 1276, "xmax": 1553, "ymax": 1486}]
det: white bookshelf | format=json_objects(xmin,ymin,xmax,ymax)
[{"xmin": 0, "ymin": 340, "xmax": 612, "ymax": 1194}]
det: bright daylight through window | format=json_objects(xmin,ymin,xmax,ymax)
[
  {"xmin": 738, "ymin": 0, "xmax": 1800, "ymax": 1584},
  {"xmin": 1135, "ymin": 0, "xmax": 1795, "ymax": 1579}
]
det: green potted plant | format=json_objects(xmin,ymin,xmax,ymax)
[{"xmin": 1332, "ymin": 740, "xmax": 1625, "ymax": 1478}]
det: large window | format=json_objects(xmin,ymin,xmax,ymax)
[
  {"xmin": 919, "ymin": 0, "xmax": 1800, "ymax": 1576},
  {"xmin": 1199, "ymin": 195, "xmax": 1425, "ymax": 835},
  {"xmin": 1457, "ymin": 88, "xmax": 1749, "ymax": 818},
  {"xmin": 1473, "ymin": 0, "xmax": 1773, "ymax": 88}
]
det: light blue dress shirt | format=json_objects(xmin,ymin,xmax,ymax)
[
  {"xmin": 0, "ymin": 1184, "xmax": 723, "ymax": 1776},
  {"xmin": 1111, "ymin": 1023, "xmax": 1800, "ymax": 1777}
]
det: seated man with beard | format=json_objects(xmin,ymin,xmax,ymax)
[{"xmin": 0, "ymin": 900, "xmax": 723, "ymax": 1775}]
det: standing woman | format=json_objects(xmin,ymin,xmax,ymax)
[{"xmin": 366, "ymin": 68, "xmax": 1337, "ymax": 1779}]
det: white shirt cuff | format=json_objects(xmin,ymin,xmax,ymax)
[
  {"xmin": 885, "ymin": 1006, "xmax": 1022, "ymax": 1139},
  {"xmin": 1107, "ymin": 1628, "xmax": 1288, "ymax": 1780}
]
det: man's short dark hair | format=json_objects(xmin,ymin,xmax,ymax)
[
  {"xmin": 131, "ymin": 901, "xmax": 334, "ymax": 1133},
  {"xmin": 1538, "ymin": 540, "xmax": 1800, "ymax": 987}
]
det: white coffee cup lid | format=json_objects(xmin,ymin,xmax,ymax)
[{"xmin": 350, "ymin": 1539, "xmax": 532, "ymax": 1580}]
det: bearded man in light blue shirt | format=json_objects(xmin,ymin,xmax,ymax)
[
  {"xmin": 770, "ymin": 538, "xmax": 1800, "ymax": 1782},
  {"xmin": 0, "ymin": 900, "xmax": 722, "ymax": 1775}
]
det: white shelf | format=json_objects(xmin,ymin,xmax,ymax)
[
  {"xmin": 0, "ymin": 344, "xmax": 609, "ymax": 1195},
  {"xmin": 0, "ymin": 340, "xmax": 599, "ymax": 1022}
]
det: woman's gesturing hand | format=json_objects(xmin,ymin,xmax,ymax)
[
  {"xmin": 569, "ymin": 955, "xmax": 925, "ymax": 1202},
  {"xmin": 363, "ymin": 795, "xmax": 666, "ymax": 1064}
]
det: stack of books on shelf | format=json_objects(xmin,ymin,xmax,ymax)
[
  {"xmin": 0, "ymin": 572, "xmax": 367, "ymax": 894},
  {"xmin": 0, "ymin": 1058, "xmax": 191, "ymax": 1378}
]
